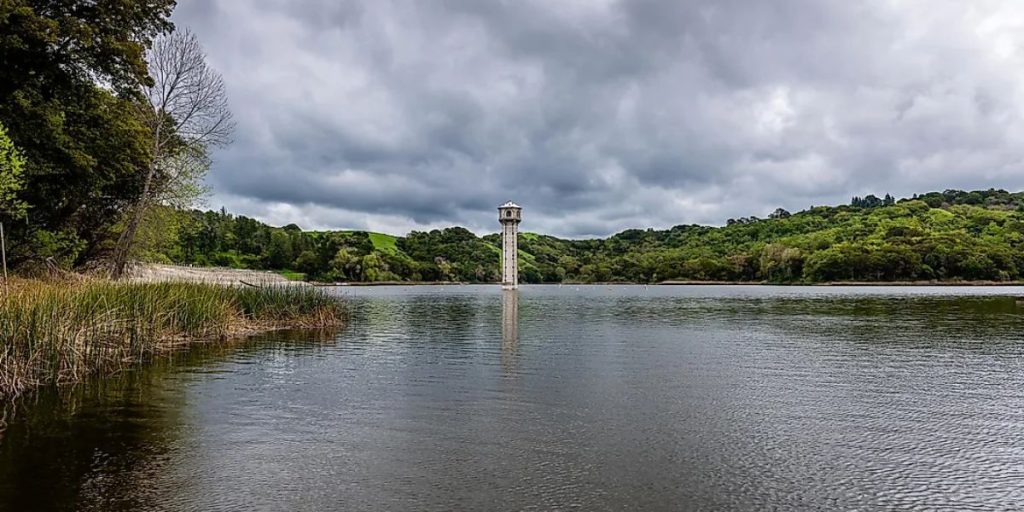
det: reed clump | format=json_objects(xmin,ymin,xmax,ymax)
[{"xmin": 0, "ymin": 278, "xmax": 344, "ymax": 398}]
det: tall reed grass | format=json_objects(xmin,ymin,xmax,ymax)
[{"xmin": 0, "ymin": 279, "xmax": 344, "ymax": 398}]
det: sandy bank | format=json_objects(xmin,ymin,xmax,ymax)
[{"xmin": 126, "ymin": 263, "xmax": 304, "ymax": 286}]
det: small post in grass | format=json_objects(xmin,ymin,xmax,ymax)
[{"xmin": 1, "ymin": 220, "xmax": 7, "ymax": 294}]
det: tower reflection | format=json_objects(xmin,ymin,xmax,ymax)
[{"xmin": 501, "ymin": 290, "xmax": 518, "ymax": 373}]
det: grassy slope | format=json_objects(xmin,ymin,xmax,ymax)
[
  {"xmin": 367, "ymin": 232, "xmax": 400, "ymax": 254},
  {"xmin": 275, "ymin": 270, "xmax": 307, "ymax": 281}
]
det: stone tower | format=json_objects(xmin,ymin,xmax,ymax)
[{"xmin": 498, "ymin": 201, "xmax": 522, "ymax": 289}]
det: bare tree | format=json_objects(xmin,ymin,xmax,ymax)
[{"xmin": 110, "ymin": 29, "xmax": 234, "ymax": 279}]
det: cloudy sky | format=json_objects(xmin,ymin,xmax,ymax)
[{"xmin": 174, "ymin": 0, "xmax": 1024, "ymax": 238}]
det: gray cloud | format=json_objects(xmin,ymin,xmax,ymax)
[{"xmin": 174, "ymin": 0, "xmax": 1024, "ymax": 237}]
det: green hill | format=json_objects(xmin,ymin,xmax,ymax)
[
  {"xmin": 165, "ymin": 189, "xmax": 1024, "ymax": 283},
  {"xmin": 367, "ymin": 232, "xmax": 399, "ymax": 254}
]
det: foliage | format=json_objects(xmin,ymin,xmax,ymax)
[
  {"xmin": 151, "ymin": 188, "xmax": 1024, "ymax": 284},
  {"xmin": 0, "ymin": 0, "xmax": 175, "ymax": 266},
  {"xmin": 851, "ymin": 194, "xmax": 896, "ymax": 208},
  {"xmin": 0, "ymin": 121, "xmax": 27, "ymax": 219},
  {"xmin": 109, "ymin": 29, "xmax": 234, "ymax": 279}
]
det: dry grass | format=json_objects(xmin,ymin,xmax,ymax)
[{"xmin": 0, "ymin": 278, "xmax": 344, "ymax": 398}]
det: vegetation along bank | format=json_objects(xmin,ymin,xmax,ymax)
[{"xmin": 0, "ymin": 279, "xmax": 344, "ymax": 398}]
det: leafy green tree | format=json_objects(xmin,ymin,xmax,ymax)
[
  {"xmin": 294, "ymin": 250, "xmax": 320, "ymax": 278},
  {"xmin": 110, "ymin": 30, "xmax": 234, "ymax": 279},
  {"xmin": 362, "ymin": 253, "xmax": 397, "ymax": 281},
  {"xmin": 0, "ymin": 0, "xmax": 175, "ymax": 267},
  {"xmin": 132, "ymin": 205, "xmax": 185, "ymax": 264},
  {"xmin": 0, "ymin": 121, "xmax": 28, "ymax": 281},
  {"xmin": 266, "ymin": 230, "xmax": 293, "ymax": 269},
  {"xmin": 330, "ymin": 248, "xmax": 361, "ymax": 280},
  {"xmin": 0, "ymin": 121, "xmax": 27, "ymax": 219}
]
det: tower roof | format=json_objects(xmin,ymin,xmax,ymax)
[{"xmin": 499, "ymin": 201, "xmax": 521, "ymax": 209}]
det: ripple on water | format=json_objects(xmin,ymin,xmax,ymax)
[{"xmin": 2, "ymin": 286, "xmax": 1024, "ymax": 511}]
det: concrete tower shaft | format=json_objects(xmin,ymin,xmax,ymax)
[{"xmin": 498, "ymin": 201, "xmax": 521, "ymax": 290}]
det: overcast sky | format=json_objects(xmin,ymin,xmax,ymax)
[{"xmin": 174, "ymin": 0, "xmax": 1024, "ymax": 238}]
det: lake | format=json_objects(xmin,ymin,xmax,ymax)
[{"xmin": 2, "ymin": 285, "xmax": 1024, "ymax": 511}]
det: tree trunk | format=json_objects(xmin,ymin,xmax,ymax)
[
  {"xmin": 110, "ymin": 116, "xmax": 164, "ymax": 282},
  {"xmin": 109, "ymin": 202, "xmax": 146, "ymax": 280},
  {"xmin": 110, "ymin": 160, "xmax": 157, "ymax": 280}
]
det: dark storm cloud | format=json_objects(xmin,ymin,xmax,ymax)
[{"xmin": 174, "ymin": 0, "xmax": 1024, "ymax": 237}]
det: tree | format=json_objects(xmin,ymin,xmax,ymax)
[
  {"xmin": 0, "ymin": 121, "xmax": 28, "ymax": 284},
  {"xmin": 331, "ymin": 248, "xmax": 361, "ymax": 280},
  {"xmin": 266, "ymin": 231, "xmax": 293, "ymax": 269},
  {"xmin": 294, "ymin": 250, "xmax": 321, "ymax": 278},
  {"xmin": 111, "ymin": 29, "xmax": 234, "ymax": 279},
  {"xmin": 0, "ymin": 1, "xmax": 176, "ymax": 95},
  {"xmin": 852, "ymin": 194, "xmax": 892, "ymax": 208},
  {"xmin": 0, "ymin": 122, "xmax": 27, "ymax": 219},
  {"xmin": 759, "ymin": 244, "xmax": 786, "ymax": 281},
  {"xmin": 132, "ymin": 205, "xmax": 186, "ymax": 264},
  {"xmin": 0, "ymin": 0, "xmax": 175, "ymax": 267},
  {"xmin": 362, "ymin": 253, "xmax": 396, "ymax": 281}
]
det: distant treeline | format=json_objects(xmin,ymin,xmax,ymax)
[{"xmin": 144, "ymin": 188, "xmax": 1024, "ymax": 284}]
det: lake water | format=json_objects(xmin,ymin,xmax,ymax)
[{"xmin": 3, "ymin": 285, "xmax": 1024, "ymax": 511}]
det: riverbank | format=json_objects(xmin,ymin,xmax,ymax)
[{"xmin": 0, "ymin": 278, "xmax": 344, "ymax": 398}]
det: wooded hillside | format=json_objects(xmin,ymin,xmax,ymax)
[{"xmin": 150, "ymin": 189, "xmax": 1024, "ymax": 284}]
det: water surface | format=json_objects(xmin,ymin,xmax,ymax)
[{"xmin": 3, "ymin": 285, "xmax": 1024, "ymax": 510}]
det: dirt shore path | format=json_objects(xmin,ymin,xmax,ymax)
[{"xmin": 126, "ymin": 263, "xmax": 303, "ymax": 286}]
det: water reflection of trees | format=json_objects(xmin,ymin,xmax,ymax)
[
  {"xmin": 727, "ymin": 296, "xmax": 1024, "ymax": 350},
  {"xmin": 0, "ymin": 363, "xmax": 187, "ymax": 511},
  {"xmin": 0, "ymin": 328, "xmax": 341, "ymax": 511},
  {"xmin": 531, "ymin": 295, "xmax": 1023, "ymax": 350}
]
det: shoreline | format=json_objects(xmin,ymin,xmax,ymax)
[
  {"xmin": 311, "ymin": 280, "xmax": 1024, "ymax": 287},
  {"xmin": 657, "ymin": 280, "xmax": 1024, "ymax": 287}
]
